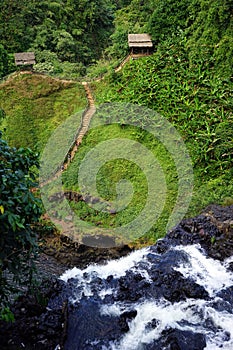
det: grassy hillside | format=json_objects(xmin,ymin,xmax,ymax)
[
  {"xmin": 61, "ymin": 120, "xmax": 180, "ymax": 245},
  {"xmin": 93, "ymin": 39, "xmax": 232, "ymax": 172},
  {"xmin": 0, "ymin": 73, "xmax": 86, "ymax": 152},
  {"xmin": 90, "ymin": 38, "xmax": 232, "ymax": 215},
  {"xmin": 60, "ymin": 38, "xmax": 232, "ymax": 244}
]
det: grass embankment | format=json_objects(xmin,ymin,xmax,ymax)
[
  {"xmin": 62, "ymin": 41, "xmax": 232, "ymax": 244},
  {"xmin": 0, "ymin": 73, "xmax": 87, "ymax": 152},
  {"xmin": 62, "ymin": 120, "xmax": 179, "ymax": 245}
]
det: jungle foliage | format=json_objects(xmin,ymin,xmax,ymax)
[
  {"xmin": 108, "ymin": 0, "xmax": 232, "ymax": 78},
  {"xmin": 76, "ymin": 0, "xmax": 232, "ymax": 239},
  {"xmin": 0, "ymin": 0, "xmax": 232, "ymax": 79},
  {"xmin": 91, "ymin": 38, "xmax": 232, "ymax": 220},
  {"xmin": 0, "ymin": 0, "xmax": 116, "ymax": 78},
  {"xmin": 0, "ymin": 133, "xmax": 42, "ymax": 309}
]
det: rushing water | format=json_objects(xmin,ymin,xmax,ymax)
[{"xmin": 58, "ymin": 243, "xmax": 233, "ymax": 350}]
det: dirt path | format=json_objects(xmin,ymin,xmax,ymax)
[
  {"xmin": 39, "ymin": 54, "xmax": 152, "ymax": 236},
  {"xmin": 40, "ymin": 81, "xmax": 96, "ymax": 188},
  {"xmin": 64, "ymin": 82, "xmax": 96, "ymax": 167}
]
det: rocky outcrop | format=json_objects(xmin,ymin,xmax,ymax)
[{"xmin": 41, "ymin": 232, "xmax": 132, "ymax": 268}]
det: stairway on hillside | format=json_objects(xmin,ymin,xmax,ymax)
[
  {"xmin": 41, "ymin": 82, "xmax": 97, "ymax": 238},
  {"xmin": 68, "ymin": 82, "xmax": 96, "ymax": 162}
]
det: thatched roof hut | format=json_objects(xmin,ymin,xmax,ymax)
[
  {"xmin": 128, "ymin": 34, "xmax": 153, "ymax": 54},
  {"xmin": 14, "ymin": 52, "xmax": 36, "ymax": 66}
]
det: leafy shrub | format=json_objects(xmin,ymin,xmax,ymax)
[
  {"xmin": 34, "ymin": 61, "xmax": 56, "ymax": 74},
  {"xmin": 0, "ymin": 133, "xmax": 42, "ymax": 307}
]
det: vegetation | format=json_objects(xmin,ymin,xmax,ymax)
[
  {"xmin": 0, "ymin": 74, "xmax": 86, "ymax": 152},
  {"xmin": 0, "ymin": 132, "xmax": 42, "ymax": 311},
  {"xmin": 0, "ymin": 45, "xmax": 15, "ymax": 80},
  {"xmin": 62, "ymin": 120, "xmax": 180, "ymax": 245},
  {"xmin": 108, "ymin": 0, "xmax": 232, "ymax": 77},
  {"xmin": 93, "ymin": 37, "xmax": 232, "ymax": 173},
  {"xmin": 0, "ymin": 72, "xmax": 87, "ymax": 316},
  {"xmin": 90, "ymin": 35, "xmax": 232, "ymax": 226},
  {"xmin": 62, "ymin": 0, "xmax": 232, "ymax": 241},
  {"xmin": 0, "ymin": 0, "xmax": 232, "ymax": 311},
  {"xmin": 0, "ymin": 0, "xmax": 117, "ymax": 78},
  {"xmin": 0, "ymin": 0, "xmax": 231, "ymax": 79}
]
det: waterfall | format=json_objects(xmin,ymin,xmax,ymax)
[{"xmin": 57, "ymin": 243, "xmax": 233, "ymax": 350}]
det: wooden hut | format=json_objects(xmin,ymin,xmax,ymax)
[
  {"xmin": 14, "ymin": 52, "xmax": 36, "ymax": 68},
  {"xmin": 128, "ymin": 34, "xmax": 153, "ymax": 55}
]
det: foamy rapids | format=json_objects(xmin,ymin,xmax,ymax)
[{"xmin": 60, "ymin": 244, "xmax": 233, "ymax": 349}]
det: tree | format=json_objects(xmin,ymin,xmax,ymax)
[
  {"xmin": 106, "ymin": 0, "xmax": 152, "ymax": 58},
  {"xmin": 0, "ymin": 45, "xmax": 14, "ymax": 79},
  {"xmin": 147, "ymin": 0, "xmax": 190, "ymax": 41},
  {"xmin": 186, "ymin": 0, "xmax": 233, "ymax": 78},
  {"xmin": 0, "ymin": 0, "xmax": 116, "ymax": 67},
  {"xmin": 0, "ymin": 132, "xmax": 42, "ymax": 308}
]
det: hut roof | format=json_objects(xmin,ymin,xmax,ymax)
[
  {"xmin": 14, "ymin": 52, "xmax": 36, "ymax": 66},
  {"xmin": 128, "ymin": 34, "xmax": 153, "ymax": 48}
]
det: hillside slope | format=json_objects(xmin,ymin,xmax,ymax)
[
  {"xmin": 90, "ymin": 39, "xmax": 232, "ymax": 218},
  {"xmin": 0, "ymin": 73, "xmax": 86, "ymax": 152}
]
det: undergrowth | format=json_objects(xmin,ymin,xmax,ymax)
[{"xmin": 0, "ymin": 37, "xmax": 232, "ymax": 245}]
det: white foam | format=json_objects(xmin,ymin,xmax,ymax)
[
  {"xmin": 60, "ymin": 248, "xmax": 149, "ymax": 303},
  {"xmin": 101, "ymin": 303, "xmax": 122, "ymax": 317},
  {"xmin": 60, "ymin": 247, "xmax": 149, "ymax": 283},
  {"xmin": 107, "ymin": 298, "xmax": 233, "ymax": 350},
  {"xmin": 174, "ymin": 245, "xmax": 233, "ymax": 296},
  {"xmin": 107, "ymin": 299, "xmax": 200, "ymax": 350},
  {"xmin": 99, "ymin": 288, "xmax": 114, "ymax": 299}
]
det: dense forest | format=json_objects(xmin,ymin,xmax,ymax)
[
  {"xmin": 0, "ymin": 0, "xmax": 116, "ymax": 77},
  {"xmin": 0, "ymin": 0, "xmax": 232, "ymax": 78},
  {"xmin": 0, "ymin": 0, "xmax": 232, "ymax": 314}
]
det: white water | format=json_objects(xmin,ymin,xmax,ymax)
[
  {"xmin": 60, "ymin": 244, "xmax": 233, "ymax": 349},
  {"xmin": 60, "ymin": 248, "xmax": 150, "ymax": 303},
  {"xmin": 61, "ymin": 247, "xmax": 149, "ymax": 283},
  {"xmin": 174, "ymin": 245, "xmax": 233, "ymax": 297},
  {"xmin": 102, "ymin": 299, "xmax": 233, "ymax": 350}
]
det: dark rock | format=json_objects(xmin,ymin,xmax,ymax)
[
  {"xmin": 145, "ymin": 318, "xmax": 159, "ymax": 330},
  {"xmin": 146, "ymin": 329, "xmax": 206, "ymax": 350},
  {"xmin": 227, "ymin": 262, "xmax": 233, "ymax": 272},
  {"xmin": 48, "ymin": 192, "xmax": 65, "ymax": 203},
  {"xmin": 216, "ymin": 286, "xmax": 233, "ymax": 308},
  {"xmin": 0, "ymin": 279, "xmax": 67, "ymax": 350},
  {"xmin": 119, "ymin": 310, "xmax": 137, "ymax": 333},
  {"xmin": 64, "ymin": 298, "xmax": 122, "ymax": 350},
  {"xmin": 119, "ymin": 310, "xmax": 137, "ymax": 332},
  {"xmin": 164, "ymin": 329, "xmax": 206, "ymax": 350}
]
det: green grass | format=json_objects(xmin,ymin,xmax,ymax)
[
  {"xmin": 0, "ymin": 73, "xmax": 87, "ymax": 152},
  {"xmin": 61, "ymin": 121, "xmax": 182, "ymax": 244},
  {"xmin": 188, "ymin": 169, "xmax": 233, "ymax": 216}
]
